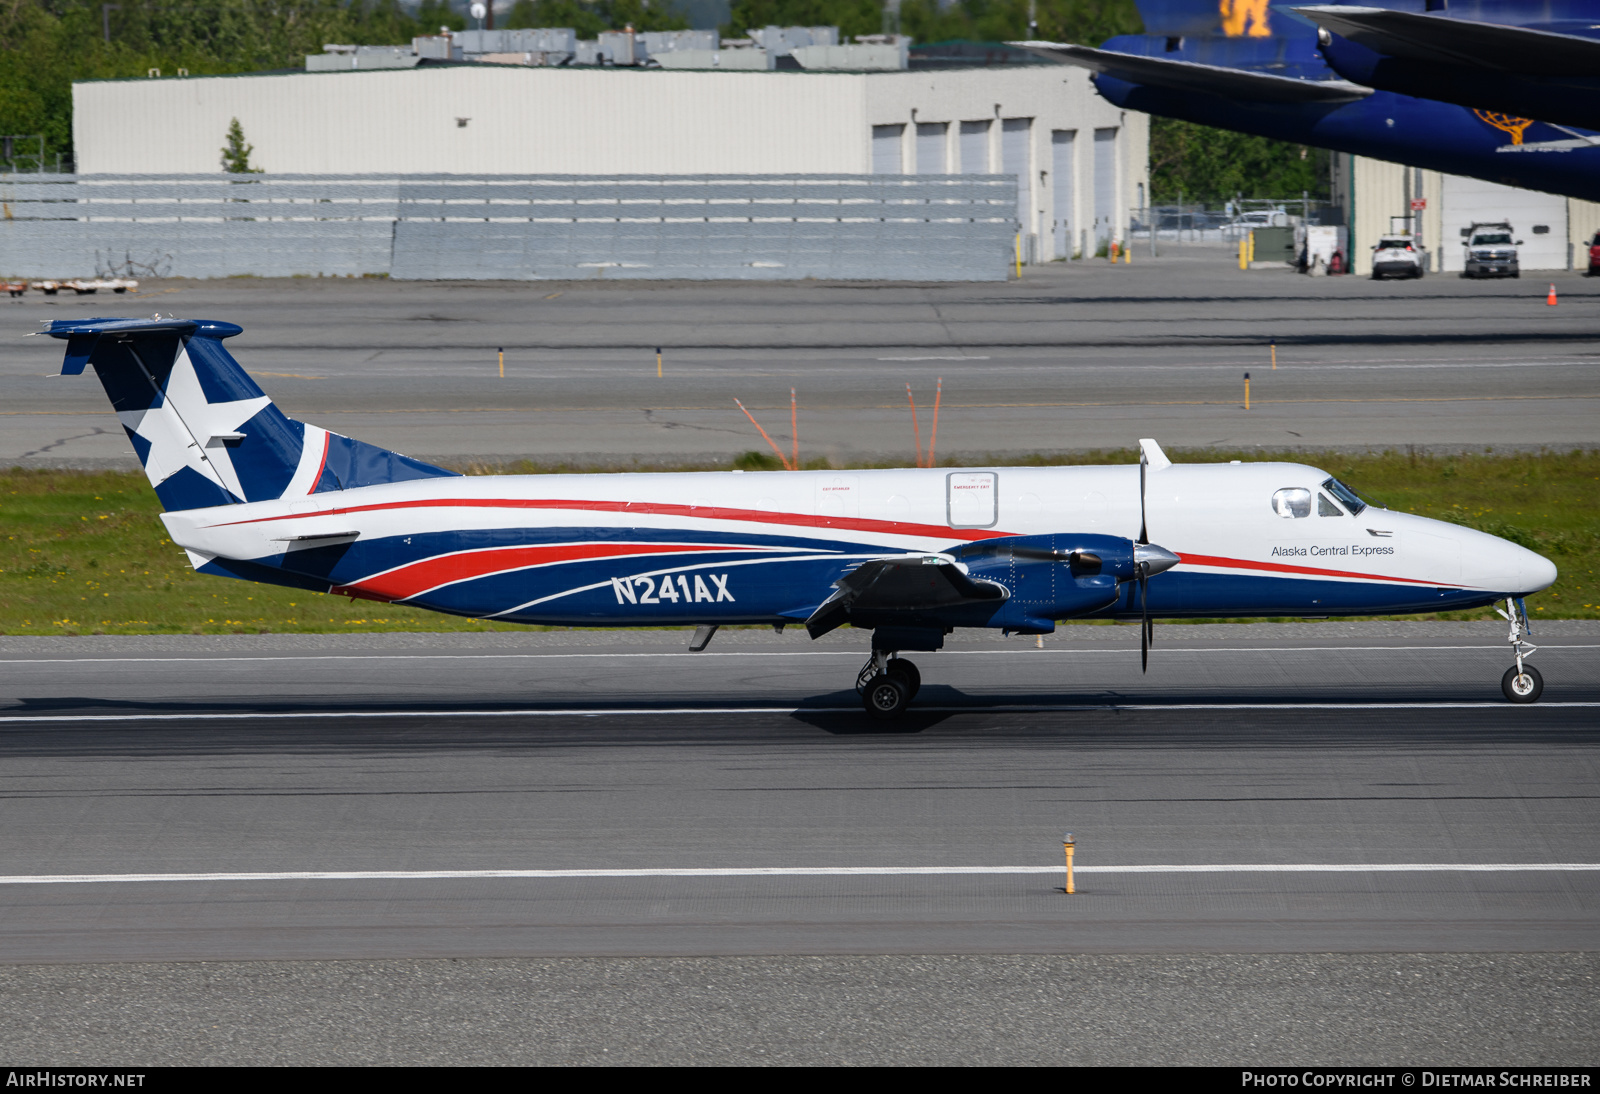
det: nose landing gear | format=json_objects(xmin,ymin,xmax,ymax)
[
  {"xmin": 1497, "ymin": 597, "xmax": 1543, "ymax": 704},
  {"xmin": 856, "ymin": 650, "xmax": 921, "ymax": 719}
]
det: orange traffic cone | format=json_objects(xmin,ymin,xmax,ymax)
[{"xmin": 1547, "ymin": 284, "xmax": 1558, "ymax": 306}]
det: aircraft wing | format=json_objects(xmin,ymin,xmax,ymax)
[
  {"xmin": 1008, "ymin": 41, "xmax": 1372, "ymax": 103},
  {"xmin": 804, "ymin": 554, "xmax": 1006, "ymax": 639},
  {"xmin": 1295, "ymin": 6, "xmax": 1600, "ymax": 76}
]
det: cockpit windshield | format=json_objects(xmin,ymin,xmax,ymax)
[{"xmin": 1321, "ymin": 477, "xmax": 1367, "ymax": 515}]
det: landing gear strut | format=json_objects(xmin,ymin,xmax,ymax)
[
  {"xmin": 1497, "ymin": 597, "xmax": 1543, "ymax": 704},
  {"xmin": 856, "ymin": 650, "xmax": 920, "ymax": 719}
]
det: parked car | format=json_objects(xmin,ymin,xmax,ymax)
[
  {"xmin": 1588, "ymin": 230, "xmax": 1600, "ymax": 276},
  {"xmin": 1231, "ymin": 209, "xmax": 1289, "ymax": 229},
  {"xmin": 1371, "ymin": 235, "xmax": 1424, "ymax": 279},
  {"xmin": 1462, "ymin": 222, "xmax": 1520, "ymax": 278}
]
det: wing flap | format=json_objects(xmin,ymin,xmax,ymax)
[
  {"xmin": 1295, "ymin": 6, "xmax": 1600, "ymax": 75},
  {"xmin": 1007, "ymin": 41, "xmax": 1372, "ymax": 103}
]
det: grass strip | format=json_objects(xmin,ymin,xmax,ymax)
[{"xmin": 2, "ymin": 449, "xmax": 1595, "ymax": 636}]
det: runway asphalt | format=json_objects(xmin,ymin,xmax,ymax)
[
  {"xmin": 1, "ymin": 623, "xmax": 1596, "ymax": 1062},
  {"xmin": 4, "ymin": 255, "xmax": 1597, "ymax": 467}
]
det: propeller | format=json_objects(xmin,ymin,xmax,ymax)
[
  {"xmin": 1131, "ymin": 446, "xmax": 1178, "ymax": 674},
  {"xmin": 1137, "ymin": 445, "xmax": 1151, "ymax": 672}
]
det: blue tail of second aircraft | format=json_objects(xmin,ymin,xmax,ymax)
[{"xmin": 45, "ymin": 317, "xmax": 457, "ymax": 511}]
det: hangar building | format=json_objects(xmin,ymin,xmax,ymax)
[{"xmin": 73, "ymin": 61, "xmax": 1148, "ymax": 263}]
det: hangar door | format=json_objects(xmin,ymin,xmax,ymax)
[
  {"xmin": 1093, "ymin": 127, "xmax": 1118, "ymax": 245},
  {"xmin": 872, "ymin": 125, "xmax": 905, "ymax": 174},
  {"xmin": 1440, "ymin": 175, "xmax": 1567, "ymax": 272},
  {"xmin": 1052, "ymin": 130, "xmax": 1076, "ymax": 258},
  {"xmin": 1002, "ymin": 119, "xmax": 1032, "ymax": 235}
]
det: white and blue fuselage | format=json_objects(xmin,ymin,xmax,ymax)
[{"xmin": 161, "ymin": 460, "xmax": 1554, "ymax": 628}]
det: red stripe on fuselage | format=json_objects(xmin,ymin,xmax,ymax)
[
  {"xmin": 1179, "ymin": 552, "xmax": 1462, "ymax": 588},
  {"xmin": 332, "ymin": 541, "xmax": 772, "ymax": 603},
  {"xmin": 216, "ymin": 496, "xmax": 1015, "ymax": 543},
  {"xmin": 310, "ymin": 431, "xmax": 331, "ymax": 494}
]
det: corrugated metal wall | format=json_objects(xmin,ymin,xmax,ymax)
[{"xmin": 0, "ymin": 174, "xmax": 1019, "ymax": 281}]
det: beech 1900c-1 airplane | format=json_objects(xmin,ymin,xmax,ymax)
[{"xmin": 44, "ymin": 316, "xmax": 1559, "ymax": 716}]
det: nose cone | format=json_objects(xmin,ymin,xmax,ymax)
[
  {"xmin": 1515, "ymin": 548, "xmax": 1558, "ymax": 596},
  {"xmin": 1135, "ymin": 543, "xmax": 1181, "ymax": 576}
]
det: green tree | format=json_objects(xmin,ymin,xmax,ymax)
[
  {"xmin": 220, "ymin": 116, "xmax": 260, "ymax": 173},
  {"xmin": 504, "ymin": 0, "xmax": 687, "ymax": 35},
  {"xmin": 898, "ymin": 0, "xmax": 1140, "ymax": 46},
  {"xmin": 416, "ymin": 0, "xmax": 466, "ymax": 33},
  {"xmin": 1148, "ymin": 117, "xmax": 1330, "ymax": 202},
  {"xmin": 725, "ymin": 0, "xmax": 882, "ymax": 39}
]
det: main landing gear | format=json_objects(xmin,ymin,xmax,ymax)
[
  {"xmin": 857, "ymin": 650, "xmax": 921, "ymax": 720},
  {"xmin": 1497, "ymin": 597, "xmax": 1543, "ymax": 704}
]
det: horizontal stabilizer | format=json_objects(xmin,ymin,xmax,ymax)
[
  {"xmin": 1007, "ymin": 40, "xmax": 1372, "ymax": 103},
  {"xmin": 1295, "ymin": 6, "xmax": 1600, "ymax": 76}
]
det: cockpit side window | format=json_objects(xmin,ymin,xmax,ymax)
[
  {"xmin": 1318, "ymin": 492, "xmax": 1344, "ymax": 517},
  {"xmin": 1321, "ymin": 477, "xmax": 1368, "ymax": 515},
  {"xmin": 1272, "ymin": 487, "xmax": 1312, "ymax": 518}
]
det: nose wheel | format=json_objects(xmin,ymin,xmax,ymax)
[
  {"xmin": 1497, "ymin": 597, "xmax": 1543, "ymax": 704},
  {"xmin": 1502, "ymin": 665, "xmax": 1543, "ymax": 704},
  {"xmin": 856, "ymin": 651, "xmax": 920, "ymax": 719}
]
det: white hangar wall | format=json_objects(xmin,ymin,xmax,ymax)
[
  {"xmin": 73, "ymin": 63, "xmax": 1145, "ymax": 258},
  {"xmin": 1334, "ymin": 153, "xmax": 1600, "ymax": 276}
]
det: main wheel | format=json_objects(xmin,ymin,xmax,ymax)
[
  {"xmin": 886, "ymin": 658, "xmax": 920, "ymax": 701},
  {"xmin": 1502, "ymin": 664, "xmax": 1544, "ymax": 704},
  {"xmin": 862, "ymin": 675, "xmax": 908, "ymax": 720}
]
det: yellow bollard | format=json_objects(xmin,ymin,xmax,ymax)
[
  {"xmin": 1015, "ymin": 234, "xmax": 1022, "ymax": 279},
  {"xmin": 1124, "ymin": 240, "xmax": 1131, "ymax": 264},
  {"xmin": 498, "ymin": 347, "xmax": 504, "ymax": 379},
  {"xmin": 1244, "ymin": 371, "xmax": 1251, "ymax": 410},
  {"xmin": 1270, "ymin": 340, "xmax": 1277, "ymax": 370},
  {"xmin": 1248, "ymin": 229, "xmax": 1256, "ymax": 264},
  {"xmin": 656, "ymin": 347, "xmax": 662, "ymax": 379},
  {"xmin": 1238, "ymin": 236, "xmax": 1247, "ymax": 271},
  {"xmin": 1063, "ymin": 832, "xmax": 1076, "ymax": 894}
]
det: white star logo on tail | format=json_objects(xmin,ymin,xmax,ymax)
[{"xmin": 117, "ymin": 346, "xmax": 270, "ymax": 501}]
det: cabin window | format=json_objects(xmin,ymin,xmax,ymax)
[
  {"xmin": 1317, "ymin": 492, "xmax": 1344, "ymax": 517},
  {"xmin": 1272, "ymin": 487, "xmax": 1312, "ymax": 518},
  {"xmin": 1321, "ymin": 477, "xmax": 1368, "ymax": 515}
]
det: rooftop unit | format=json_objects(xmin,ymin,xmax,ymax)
[
  {"xmin": 307, "ymin": 44, "xmax": 421, "ymax": 71},
  {"xmin": 305, "ymin": 25, "xmax": 903, "ymax": 72}
]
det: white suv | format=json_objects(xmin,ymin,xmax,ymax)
[{"xmin": 1371, "ymin": 236, "xmax": 1424, "ymax": 280}]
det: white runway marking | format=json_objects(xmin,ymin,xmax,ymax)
[
  {"xmin": 1, "ymin": 864, "xmax": 1596, "ymax": 885},
  {"xmin": 2, "ymin": 644, "xmax": 1596, "ymax": 666},
  {"xmin": 2, "ymin": 701, "xmax": 1599, "ymax": 724}
]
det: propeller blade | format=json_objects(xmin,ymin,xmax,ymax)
[
  {"xmin": 1138, "ymin": 449, "xmax": 1148, "ymax": 545},
  {"xmin": 1138, "ymin": 561, "xmax": 1149, "ymax": 673}
]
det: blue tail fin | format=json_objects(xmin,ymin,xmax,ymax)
[{"xmin": 45, "ymin": 317, "xmax": 458, "ymax": 511}]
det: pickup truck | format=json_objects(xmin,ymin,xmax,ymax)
[{"xmin": 1462, "ymin": 223, "xmax": 1520, "ymax": 279}]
